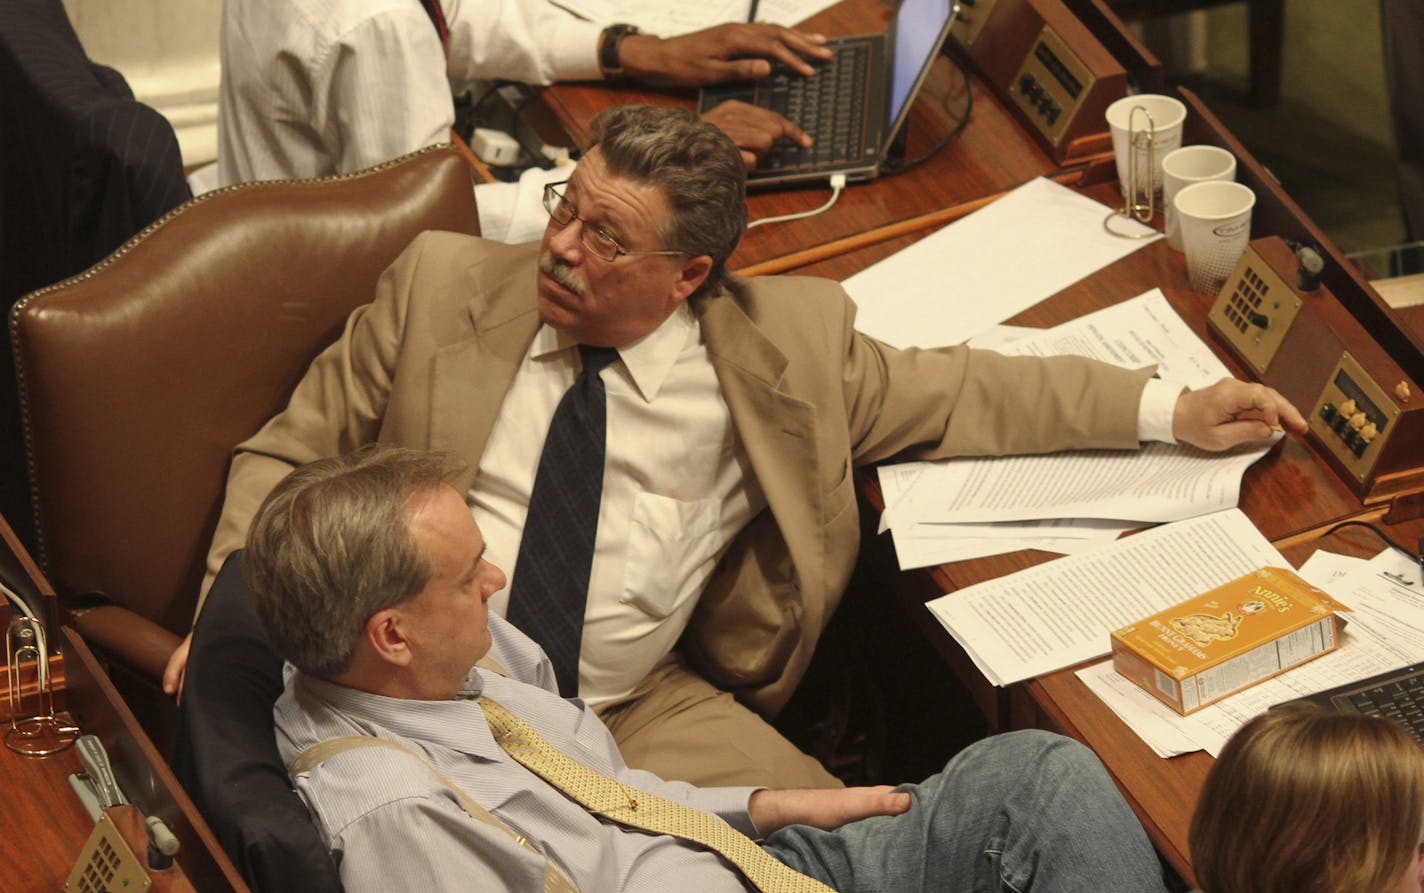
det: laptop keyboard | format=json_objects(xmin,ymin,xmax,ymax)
[
  {"xmin": 1337, "ymin": 667, "xmax": 1424, "ymax": 745},
  {"xmin": 760, "ymin": 42, "xmax": 872, "ymax": 170}
]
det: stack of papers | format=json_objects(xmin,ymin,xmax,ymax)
[
  {"xmin": 1078, "ymin": 546, "xmax": 1424, "ymax": 757},
  {"xmin": 925, "ymin": 508, "xmax": 1288, "ymax": 686},
  {"xmin": 878, "ymin": 290, "xmax": 1280, "ymax": 570}
]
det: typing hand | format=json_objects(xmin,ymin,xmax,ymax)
[
  {"xmin": 749, "ymin": 785, "xmax": 911, "ymax": 835},
  {"xmin": 701, "ymin": 99, "xmax": 811, "ymax": 168},
  {"xmin": 618, "ymin": 24, "xmax": 832, "ymax": 87},
  {"xmin": 1172, "ymin": 378, "xmax": 1308, "ymax": 451}
]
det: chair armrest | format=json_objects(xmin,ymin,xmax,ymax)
[{"xmin": 68, "ymin": 604, "xmax": 181, "ymax": 681}]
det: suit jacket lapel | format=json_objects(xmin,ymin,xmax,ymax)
[
  {"xmin": 430, "ymin": 258, "xmax": 542, "ymax": 491},
  {"xmin": 698, "ymin": 292, "xmax": 825, "ymax": 603}
]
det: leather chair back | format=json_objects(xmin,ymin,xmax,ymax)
[
  {"xmin": 10, "ymin": 144, "xmax": 480, "ymax": 680},
  {"xmin": 1, "ymin": 0, "xmax": 191, "ymax": 547}
]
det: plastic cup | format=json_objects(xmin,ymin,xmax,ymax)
[
  {"xmin": 1162, "ymin": 145, "xmax": 1237, "ymax": 251},
  {"xmin": 1174, "ymin": 180, "xmax": 1255, "ymax": 294},
  {"xmin": 1105, "ymin": 94, "xmax": 1187, "ymax": 206}
]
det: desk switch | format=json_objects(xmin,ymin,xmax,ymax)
[{"xmin": 1209, "ymin": 248, "xmax": 1302, "ymax": 375}]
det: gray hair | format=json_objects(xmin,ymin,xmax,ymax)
[
  {"xmin": 244, "ymin": 445, "xmax": 464, "ymax": 679},
  {"xmin": 588, "ymin": 104, "xmax": 747, "ymax": 298}
]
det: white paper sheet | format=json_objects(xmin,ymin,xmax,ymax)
[
  {"xmin": 893, "ymin": 439, "xmax": 1274, "ymax": 526},
  {"xmin": 927, "ymin": 508, "xmax": 1285, "ymax": 686},
  {"xmin": 992, "ymin": 289, "xmax": 1231, "ymax": 388},
  {"xmin": 878, "ymin": 463, "xmax": 1133, "ymax": 569},
  {"xmin": 879, "ymin": 290, "xmax": 1273, "ymax": 532},
  {"xmin": 843, "ymin": 177, "xmax": 1159, "ymax": 349}
]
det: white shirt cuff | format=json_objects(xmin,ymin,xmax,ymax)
[
  {"xmin": 544, "ymin": 19, "xmax": 604, "ymax": 81},
  {"xmin": 1138, "ymin": 378, "xmax": 1185, "ymax": 444}
]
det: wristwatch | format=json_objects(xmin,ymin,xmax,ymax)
[{"xmin": 599, "ymin": 23, "xmax": 640, "ymax": 79}]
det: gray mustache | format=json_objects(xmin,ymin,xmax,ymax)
[{"xmin": 539, "ymin": 252, "xmax": 585, "ymax": 296}]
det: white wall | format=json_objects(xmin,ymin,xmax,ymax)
[{"xmin": 61, "ymin": 0, "xmax": 223, "ymax": 169}]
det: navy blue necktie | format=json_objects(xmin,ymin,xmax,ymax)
[{"xmin": 506, "ymin": 345, "xmax": 619, "ymax": 697}]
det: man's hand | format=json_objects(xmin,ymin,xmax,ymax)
[
  {"xmin": 701, "ymin": 99, "xmax": 811, "ymax": 168},
  {"xmin": 748, "ymin": 786, "xmax": 911, "ymax": 836},
  {"xmin": 618, "ymin": 23, "xmax": 833, "ymax": 87},
  {"xmin": 1173, "ymin": 378, "xmax": 1308, "ymax": 451},
  {"xmin": 162, "ymin": 631, "xmax": 193, "ymax": 700}
]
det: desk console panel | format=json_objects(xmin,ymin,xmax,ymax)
[
  {"xmin": 1208, "ymin": 237, "xmax": 1423, "ymax": 502},
  {"xmin": 956, "ymin": 0, "xmax": 1127, "ymax": 163}
]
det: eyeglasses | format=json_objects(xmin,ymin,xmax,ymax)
[{"xmin": 542, "ymin": 181, "xmax": 684, "ymax": 263}]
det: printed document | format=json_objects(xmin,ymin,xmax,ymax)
[
  {"xmin": 926, "ymin": 508, "xmax": 1285, "ymax": 686},
  {"xmin": 880, "ymin": 290, "xmax": 1276, "ymax": 533},
  {"xmin": 843, "ymin": 176, "xmax": 1158, "ymax": 349}
]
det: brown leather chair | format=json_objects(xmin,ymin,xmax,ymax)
[{"xmin": 9, "ymin": 144, "xmax": 480, "ymax": 732}]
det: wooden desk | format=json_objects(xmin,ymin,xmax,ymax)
[
  {"xmin": 537, "ymin": 0, "xmax": 1078, "ymax": 272},
  {"xmin": 774, "ymin": 70, "xmax": 1423, "ymax": 891},
  {"xmin": 1027, "ymin": 512, "xmax": 1424, "ymax": 887},
  {"xmin": 0, "ymin": 510, "xmax": 248, "ymax": 893},
  {"xmin": 0, "ymin": 626, "xmax": 248, "ymax": 893}
]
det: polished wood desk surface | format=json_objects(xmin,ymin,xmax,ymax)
[
  {"xmin": 1028, "ymin": 513, "xmax": 1424, "ymax": 888},
  {"xmin": 0, "ymin": 626, "xmax": 248, "ymax": 893},
  {"xmin": 0, "ymin": 510, "xmax": 248, "ymax": 893},
  {"xmin": 768, "ymin": 80, "xmax": 1424, "ymax": 886},
  {"xmin": 537, "ymin": 0, "xmax": 1076, "ymax": 273}
]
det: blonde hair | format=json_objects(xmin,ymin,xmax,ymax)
[
  {"xmin": 1191, "ymin": 702, "xmax": 1424, "ymax": 893},
  {"xmin": 244, "ymin": 445, "xmax": 463, "ymax": 679}
]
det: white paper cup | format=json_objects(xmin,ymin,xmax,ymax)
[
  {"xmin": 1162, "ymin": 145, "xmax": 1236, "ymax": 251},
  {"xmin": 1174, "ymin": 180, "xmax": 1255, "ymax": 294},
  {"xmin": 1105, "ymin": 94, "xmax": 1187, "ymax": 205}
]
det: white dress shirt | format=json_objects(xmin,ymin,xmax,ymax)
[
  {"xmin": 216, "ymin": 0, "xmax": 603, "ymax": 186},
  {"xmin": 471, "ymin": 303, "xmax": 765, "ymax": 705},
  {"xmin": 471, "ymin": 302, "xmax": 1184, "ymax": 705}
]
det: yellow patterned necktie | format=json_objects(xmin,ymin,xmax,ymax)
[{"xmin": 479, "ymin": 697, "xmax": 834, "ymax": 893}]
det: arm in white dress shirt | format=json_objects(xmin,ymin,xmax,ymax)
[{"xmin": 324, "ymin": 11, "xmax": 457, "ymax": 178}]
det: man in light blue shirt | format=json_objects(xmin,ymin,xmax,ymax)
[{"xmin": 250, "ymin": 445, "xmax": 1170, "ymax": 892}]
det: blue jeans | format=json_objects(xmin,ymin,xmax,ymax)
[{"xmin": 762, "ymin": 730, "xmax": 1169, "ymax": 893}]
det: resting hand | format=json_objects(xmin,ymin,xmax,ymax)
[
  {"xmin": 1172, "ymin": 378, "xmax": 1308, "ymax": 451},
  {"xmin": 701, "ymin": 99, "xmax": 811, "ymax": 168},
  {"xmin": 749, "ymin": 785, "xmax": 911, "ymax": 836},
  {"xmin": 162, "ymin": 631, "xmax": 193, "ymax": 700},
  {"xmin": 618, "ymin": 23, "xmax": 832, "ymax": 87}
]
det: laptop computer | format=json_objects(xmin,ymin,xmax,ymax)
[
  {"xmin": 697, "ymin": 0, "xmax": 955, "ymax": 187},
  {"xmin": 1285, "ymin": 661, "xmax": 1424, "ymax": 746}
]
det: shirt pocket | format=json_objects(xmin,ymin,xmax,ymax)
[{"xmin": 621, "ymin": 492, "xmax": 721, "ymax": 619}]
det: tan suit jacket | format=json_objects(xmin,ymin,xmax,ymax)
[{"xmin": 207, "ymin": 232, "xmax": 1153, "ymax": 715}]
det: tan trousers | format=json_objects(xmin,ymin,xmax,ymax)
[{"xmin": 595, "ymin": 653, "xmax": 843, "ymax": 790}]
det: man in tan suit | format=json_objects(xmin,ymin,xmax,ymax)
[{"xmin": 167, "ymin": 104, "xmax": 1306, "ymax": 789}]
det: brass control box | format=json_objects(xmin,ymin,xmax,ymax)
[
  {"xmin": 1308, "ymin": 353, "xmax": 1402, "ymax": 485},
  {"xmin": 1208, "ymin": 248, "xmax": 1303, "ymax": 375},
  {"xmin": 1006, "ymin": 26, "xmax": 1097, "ymax": 148},
  {"xmin": 964, "ymin": 0, "xmax": 1128, "ymax": 163},
  {"xmin": 1207, "ymin": 237, "xmax": 1422, "ymax": 501}
]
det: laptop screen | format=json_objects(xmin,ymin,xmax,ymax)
[{"xmin": 887, "ymin": 0, "xmax": 953, "ymax": 138}]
